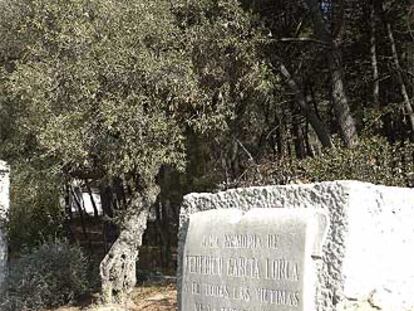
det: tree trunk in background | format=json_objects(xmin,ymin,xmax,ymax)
[
  {"xmin": 276, "ymin": 114, "xmax": 287, "ymax": 157},
  {"xmin": 328, "ymin": 47, "xmax": 359, "ymax": 147},
  {"xmin": 71, "ymin": 185, "xmax": 92, "ymax": 251},
  {"xmin": 370, "ymin": 1, "xmax": 380, "ymax": 107},
  {"xmin": 292, "ymin": 111, "xmax": 307, "ymax": 158},
  {"xmin": 279, "ymin": 62, "xmax": 333, "ymax": 148},
  {"xmin": 303, "ymin": 0, "xmax": 359, "ymax": 148},
  {"xmin": 154, "ymin": 201, "xmax": 169, "ymax": 269},
  {"xmin": 63, "ymin": 183, "xmax": 75, "ymax": 242},
  {"xmin": 100, "ymin": 184, "xmax": 117, "ymax": 254},
  {"xmin": 385, "ymin": 19, "xmax": 414, "ymax": 136},
  {"xmin": 86, "ymin": 180, "xmax": 99, "ymax": 219},
  {"xmin": 99, "ymin": 184, "xmax": 159, "ymax": 304}
]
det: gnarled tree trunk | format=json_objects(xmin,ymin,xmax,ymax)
[{"xmin": 99, "ymin": 184, "xmax": 159, "ymax": 304}]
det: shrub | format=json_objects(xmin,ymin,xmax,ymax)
[
  {"xmin": 239, "ymin": 136, "xmax": 414, "ymax": 188},
  {"xmin": 293, "ymin": 136, "xmax": 414, "ymax": 187},
  {"xmin": 0, "ymin": 239, "xmax": 89, "ymax": 311}
]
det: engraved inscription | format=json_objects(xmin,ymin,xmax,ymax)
[
  {"xmin": 201, "ymin": 233, "xmax": 280, "ymax": 250},
  {"xmin": 224, "ymin": 234, "xmax": 262, "ymax": 249},
  {"xmin": 256, "ymin": 288, "xmax": 300, "ymax": 306},
  {"xmin": 265, "ymin": 259, "xmax": 299, "ymax": 281},
  {"xmin": 185, "ymin": 255, "xmax": 300, "ymax": 281},
  {"xmin": 181, "ymin": 209, "xmax": 318, "ymax": 311},
  {"xmin": 266, "ymin": 234, "xmax": 278, "ymax": 249},
  {"xmin": 186, "ymin": 256, "xmax": 223, "ymax": 275},
  {"xmin": 227, "ymin": 257, "xmax": 261, "ymax": 279}
]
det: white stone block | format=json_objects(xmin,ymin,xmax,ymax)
[{"xmin": 177, "ymin": 181, "xmax": 414, "ymax": 311}]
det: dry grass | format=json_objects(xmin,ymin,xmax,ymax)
[{"xmin": 45, "ymin": 283, "xmax": 177, "ymax": 311}]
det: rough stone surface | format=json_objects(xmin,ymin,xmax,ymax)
[
  {"xmin": 0, "ymin": 161, "xmax": 10, "ymax": 290},
  {"xmin": 181, "ymin": 208, "xmax": 328, "ymax": 311},
  {"xmin": 177, "ymin": 181, "xmax": 414, "ymax": 311}
]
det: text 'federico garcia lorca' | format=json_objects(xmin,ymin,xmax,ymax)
[{"xmin": 183, "ymin": 233, "xmax": 302, "ymax": 311}]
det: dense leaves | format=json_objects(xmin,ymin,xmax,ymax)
[
  {"xmin": 1, "ymin": 0, "xmax": 192, "ymax": 181},
  {"xmin": 8, "ymin": 164, "xmax": 64, "ymax": 252}
]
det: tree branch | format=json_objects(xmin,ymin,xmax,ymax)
[{"xmin": 264, "ymin": 37, "xmax": 328, "ymax": 47}]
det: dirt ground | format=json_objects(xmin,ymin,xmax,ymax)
[{"xmin": 49, "ymin": 283, "xmax": 177, "ymax": 311}]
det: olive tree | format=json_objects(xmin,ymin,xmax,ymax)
[{"xmin": 0, "ymin": 0, "xmax": 198, "ymax": 303}]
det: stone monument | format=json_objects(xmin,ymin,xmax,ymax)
[
  {"xmin": 0, "ymin": 161, "xmax": 9, "ymax": 289},
  {"xmin": 177, "ymin": 181, "xmax": 414, "ymax": 311}
]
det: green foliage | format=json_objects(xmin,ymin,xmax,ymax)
[
  {"xmin": 8, "ymin": 164, "xmax": 64, "ymax": 252},
  {"xmin": 299, "ymin": 137, "xmax": 414, "ymax": 186},
  {"xmin": 251, "ymin": 137, "xmax": 414, "ymax": 187},
  {"xmin": 0, "ymin": 0, "xmax": 194, "ymax": 182},
  {"xmin": 173, "ymin": 0, "xmax": 274, "ymax": 136},
  {"xmin": 171, "ymin": 0, "xmax": 281, "ymax": 189},
  {"xmin": 0, "ymin": 239, "xmax": 89, "ymax": 311}
]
